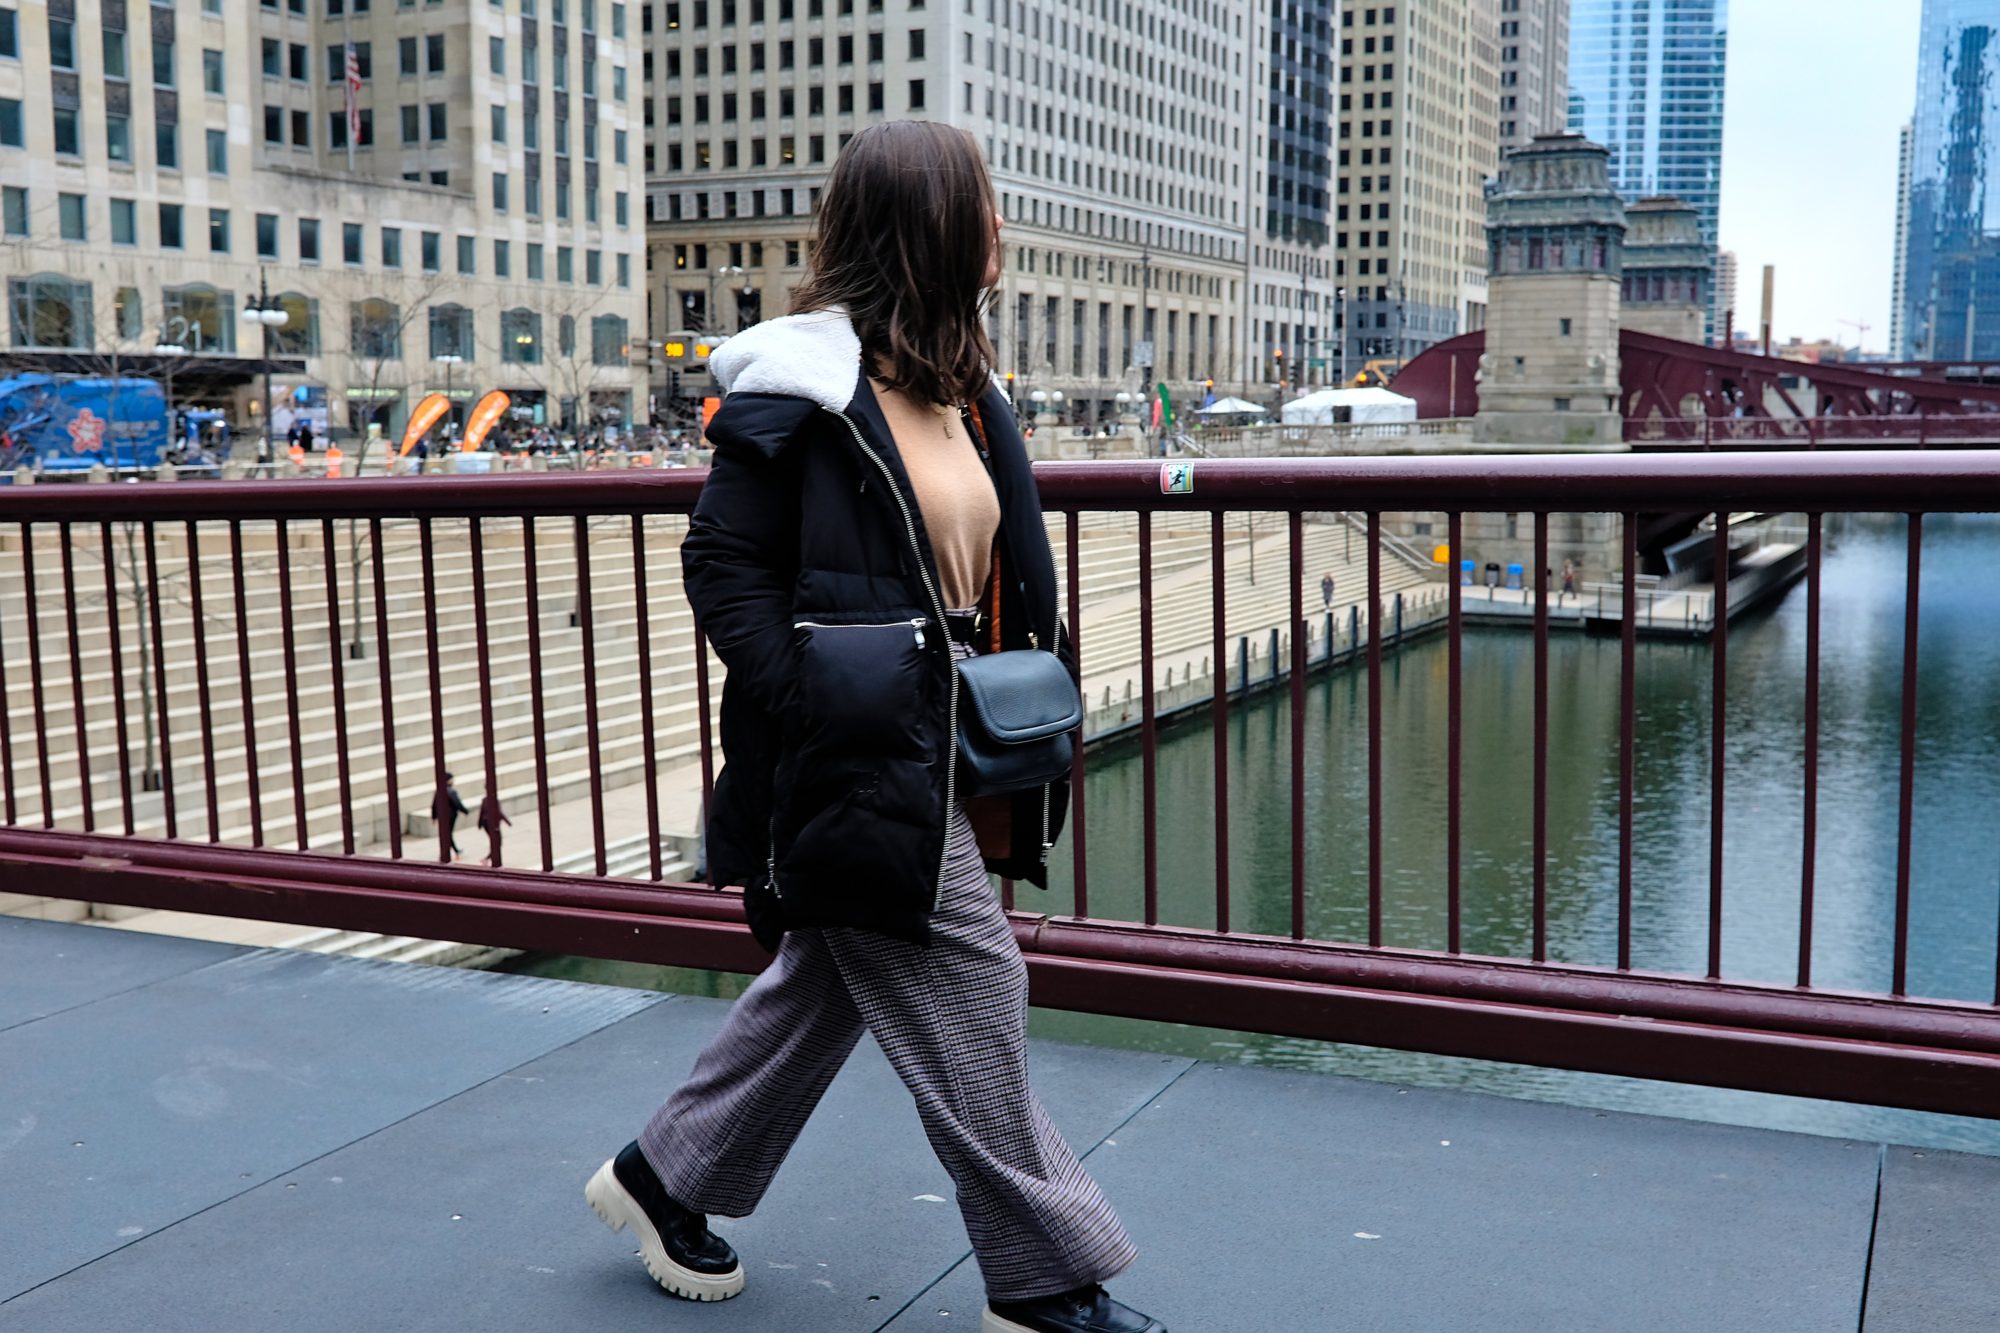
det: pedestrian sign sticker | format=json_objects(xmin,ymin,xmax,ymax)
[{"xmin": 1160, "ymin": 461, "xmax": 1194, "ymax": 495}]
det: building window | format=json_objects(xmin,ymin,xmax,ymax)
[
  {"xmin": 616, "ymin": 253, "xmax": 630, "ymax": 287},
  {"xmin": 207, "ymin": 128, "xmax": 228, "ymax": 173},
  {"xmin": 493, "ymin": 239, "xmax": 510, "ymax": 277},
  {"xmin": 106, "ymin": 114, "xmax": 131, "ymax": 162},
  {"xmin": 428, "ymin": 102, "xmax": 446, "ymax": 140},
  {"xmin": 457, "ymin": 235, "xmax": 476, "ymax": 274},
  {"xmin": 163, "ymin": 284, "xmax": 237, "ymax": 353},
  {"xmin": 115, "ymin": 287, "xmax": 143, "ymax": 340},
  {"xmin": 558, "ymin": 313, "xmax": 575, "ymax": 355},
  {"xmin": 492, "ymin": 172, "xmax": 508, "ymax": 211},
  {"xmin": 343, "ymin": 221, "xmax": 365, "ymax": 265},
  {"xmin": 58, "ymin": 193, "xmax": 86, "ymax": 242},
  {"xmin": 299, "ymin": 217, "xmax": 321, "ymax": 263},
  {"xmin": 527, "ymin": 243, "xmax": 544, "ymax": 281},
  {"xmin": 159, "ymin": 202, "xmax": 185, "ymax": 249},
  {"xmin": 270, "ymin": 293, "xmax": 318, "ymax": 355},
  {"xmin": 350, "ymin": 298, "xmax": 403, "ymax": 359},
  {"xmin": 0, "ymin": 99, "xmax": 19, "ymax": 148},
  {"xmin": 203, "ymin": 47, "xmax": 225, "ymax": 94},
  {"xmin": 208, "ymin": 207, "xmax": 229, "ymax": 253},
  {"xmin": 429, "ymin": 302, "xmax": 474, "ymax": 359},
  {"xmin": 53, "ymin": 108, "xmax": 80, "ymax": 156},
  {"xmin": 421, "ymin": 231, "xmax": 441, "ymax": 272},
  {"xmin": 153, "ymin": 36, "xmax": 175, "ymax": 87},
  {"xmin": 501, "ymin": 307, "xmax": 541, "ymax": 362},
  {"xmin": 255, "ymin": 213, "xmax": 279, "ymax": 259},
  {"xmin": 9, "ymin": 274, "xmax": 94, "ymax": 349},
  {"xmin": 110, "ymin": 198, "xmax": 137, "ymax": 245},
  {"xmin": 381, "ymin": 227, "xmax": 402, "ymax": 268},
  {"xmin": 48, "ymin": 18, "xmax": 75, "ymax": 69},
  {"xmin": 590, "ymin": 314, "xmax": 627, "ymax": 365},
  {"xmin": 426, "ymin": 33, "xmax": 445, "ymax": 72},
  {"xmin": 0, "ymin": 8, "xmax": 17, "ymax": 60},
  {"xmin": 104, "ymin": 30, "xmax": 128, "ymax": 79}
]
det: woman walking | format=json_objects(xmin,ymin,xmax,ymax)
[{"xmin": 583, "ymin": 122, "xmax": 1162, "ymax": 1333}]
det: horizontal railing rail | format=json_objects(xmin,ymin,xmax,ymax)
[
  {"xmin": 1, "ymin": 451, "xmax": 1997, "ymax": 1117},
  {"xmin": 1625, "ymin": 412, "xmax": 2000, "ymax": 448}
]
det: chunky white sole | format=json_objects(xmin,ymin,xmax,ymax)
[
  {"xmin": 584, "ymin": 1157, "xmax": 746, "ymax": 1302},
  {"xmin": 981, "ymin": 1309, "xmax": 1043, "ymax": 1333}
]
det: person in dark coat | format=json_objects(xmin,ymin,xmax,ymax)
[
  {"xmin": 582, "ymin": 122, "xmax": 1158, "ymax": 1333},
  {"xmin": 476, "ymin": 791, "xmax": 510, "ymax": 867},
  {"xmin": 431, "ymin": 773, "xmax": 469, "ymax": 861}
]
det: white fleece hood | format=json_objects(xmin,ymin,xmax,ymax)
[{"xmin": 707, "ymin": 307, "xmax": 863, "ymax": 412}]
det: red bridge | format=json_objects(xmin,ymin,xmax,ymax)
[{"xmin": 1395, "ymin": 329, "xmax": 2000, "ymax": 447}]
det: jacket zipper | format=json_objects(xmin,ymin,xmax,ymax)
[
  {"xmin": 827, "ymin": 408, "xmax": 958, "ymax": 908},
  {"xmin": 795, "ymin": 616, "xmax": 928, "ymax": 649}
]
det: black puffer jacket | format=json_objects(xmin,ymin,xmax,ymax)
[{"xmin": 681, "ymin": 309, "xmax": 1072, "ymax": 948}]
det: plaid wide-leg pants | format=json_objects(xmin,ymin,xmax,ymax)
[{"xmin": 638, "ymin": 692, "xmax": 1136, "ymax": 1300}]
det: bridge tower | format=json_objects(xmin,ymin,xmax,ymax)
[
  {"xmin": 1621, "ymin": 197, "xmax": 1713, "ymax": 345},
  {"xmin": 1475, "ymin": 134, "xmax": 1627, "ymax": 446}
]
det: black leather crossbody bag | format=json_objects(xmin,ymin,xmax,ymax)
[{"xmin": 952, "ymin": 405, "xmax": 1081, "ymax": 797}]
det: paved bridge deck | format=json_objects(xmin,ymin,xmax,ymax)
[{"xmin": 2, "ymin": 914, "xmax": 1994, "ymax": 1332}]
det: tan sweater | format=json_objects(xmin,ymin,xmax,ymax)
[{"xmin": 872, "ymin": 381, "xmax": 1000, "ymax": 610}]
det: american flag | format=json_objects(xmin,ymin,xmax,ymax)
[{"xmin": 343, "ymin": 42, "xmax": 362, "ymax": 150}]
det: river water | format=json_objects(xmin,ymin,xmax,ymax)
[{"xmin": 511, "ymin": 514, "xmax": 2000, "ymax": 1154}]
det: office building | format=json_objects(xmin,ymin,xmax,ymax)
[
  {"xmin": 1565, "ymin": 0, "xmax": 1728, "ymax": 251},
  {"xmin": 1712, "ymin": 246, "xmax": 1738, "ymax": 341},
  {"xmin": 643, "ymin": 0, "xmax": 1260, "ymax": 429},
  {"xmin": 1889, "ymin": 121, "xmax": 1911, "ymax": 359},
  {"xmin": 1332, "ymin": 0, "xmax": 1501, "ymax": 375},
  {"xmin": 1893, "ymin": 1, "xmax": 2000, "ymax": 362},
  {"xmin": 1497, "ymin": 0, "xmax": 1569, "ymax": 149},
  {"xmin": 0, "ymin": 0, "xmax": 649, "ymax": 440}
]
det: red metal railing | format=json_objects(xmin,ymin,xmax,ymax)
[
  {"xmin": 1, "ymin": 453, "xmax": 1999, "ymax": 1117},
  {"xmin": 1625, "ymin": 413, "xmax": 2000, "ymax": 448}
]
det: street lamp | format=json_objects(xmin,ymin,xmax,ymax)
[
  {"xmin": 1336, "ymin": 287, "xmax": 1349, "ymax": 386},
  {"xmin": 239, "ymin": 268, "xmax": 290, "ymax": 466},
  {"xmin": 434, "ymin": 353, "xmax": 465, "ymax": 445},
  {"xmin": 706, "ymin": 265, "xmax": 745, "ymax": 334}
]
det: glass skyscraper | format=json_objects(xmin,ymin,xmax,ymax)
[
  {"xmin": 1565, "ymin": 0, "xmax": 1730, "ymax": 252},
  {"xmin": 1897, "ymin": 1, "xmax": 2000, "ymax": 360}
]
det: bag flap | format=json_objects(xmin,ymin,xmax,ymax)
[{"xmin": 956, "ymin": 651, "xmax": 1082, "ymax": 743}]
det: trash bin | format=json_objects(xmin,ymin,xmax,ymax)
[
  {"xmin": 1461, "ymin": 559, "xmax": 1476, "ymax": 587},
  {"xmin": 1506, "ymin": 562, "xmax": 1524, "ymax": 591},
  {"xmin": 1484, "ymin": 561, "xmax": 1501, "ymax": 588}
]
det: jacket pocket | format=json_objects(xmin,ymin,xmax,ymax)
[{"xmin": 792, "ymin": 614, "xmax": 936, "ymax": 762}]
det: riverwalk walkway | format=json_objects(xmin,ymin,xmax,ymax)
[{"xmin": 3, "ymin": 913, "xmax": 1993, "ymax": 1331}]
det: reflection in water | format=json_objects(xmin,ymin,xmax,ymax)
[{"xmin": 511, "ymin": 515, "xmax": 2000, "ymax": 1153}]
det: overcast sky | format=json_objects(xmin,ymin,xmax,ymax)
[{"xmin": 1717, "ymin": 0, "xmax": 1920, "ymax": 351}]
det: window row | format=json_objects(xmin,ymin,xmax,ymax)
[
  {"xmin": 7, "ymin": 276, "xmax": 632, "ymax": 370},
  {"xmin": 2, "ymin": 100, "xmax": 223, "ymax": 173},
  {"xmin": 661, "ymin": 0, "xmax": 921, "ymax": 26},
  {"xmin": 654, "ymin": 28, "xmax": 921, "ymax": 77},
  {"xmin": 0, "ymin": 191, "xmax": 635, "ymax": 292}
]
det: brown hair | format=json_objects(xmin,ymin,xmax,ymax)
[{"xmin": 789, "ymin": 120, "xmax": 999, "ymax": 406}]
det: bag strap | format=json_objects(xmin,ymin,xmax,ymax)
[{"xmin": 961, "ymin": 402, "xmax": 1005, "ymax": 655}]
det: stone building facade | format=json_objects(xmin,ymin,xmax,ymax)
[{"xmin": 1, "ymin": 0, "xmax": 648, "ymax": 443}]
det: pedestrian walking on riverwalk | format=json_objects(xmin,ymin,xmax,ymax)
[
  {"xmin": 477, "ymin": 791, "xmax": 511, "ymax": 867},
  {"xmin": 584, "ymin": 121, "xmax": 1161, "ymax": 1333},
  {"xmin": 432, "ymin": 774, "xmax": 469, "ymax": 862},
  {"xmin": 1322, "ymin": 571, "xmax": 1335, "ymax": 609},
  {"xmin": 1562, "ymin": 559, "xmax": 1577, "ymax": 600}
]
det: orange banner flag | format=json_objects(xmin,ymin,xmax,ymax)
[
  {"xmin": 461, "ymin": 390, "xmax": 512, "ymax": 452},
  {"xmin": 399, "ymin": 393, "xmax": 453, "ymax": 457}
]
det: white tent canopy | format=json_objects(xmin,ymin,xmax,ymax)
[
  {"xmin": 1196, "ymin": 396, "xmax": 1268, "ymax": 416},
  {"xmin": 1282, "ymin": 386, "xmax": 1418, "ymax": 426}
]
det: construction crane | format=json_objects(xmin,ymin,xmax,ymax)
[{"xmin": 1837, "ymin": 318, "xmax": 1872, "ymax": 353}]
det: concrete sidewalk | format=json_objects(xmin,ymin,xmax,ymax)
[{"xmin": 2, "ymin": 914, "xmax": 1992, "ymax": 1331}]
